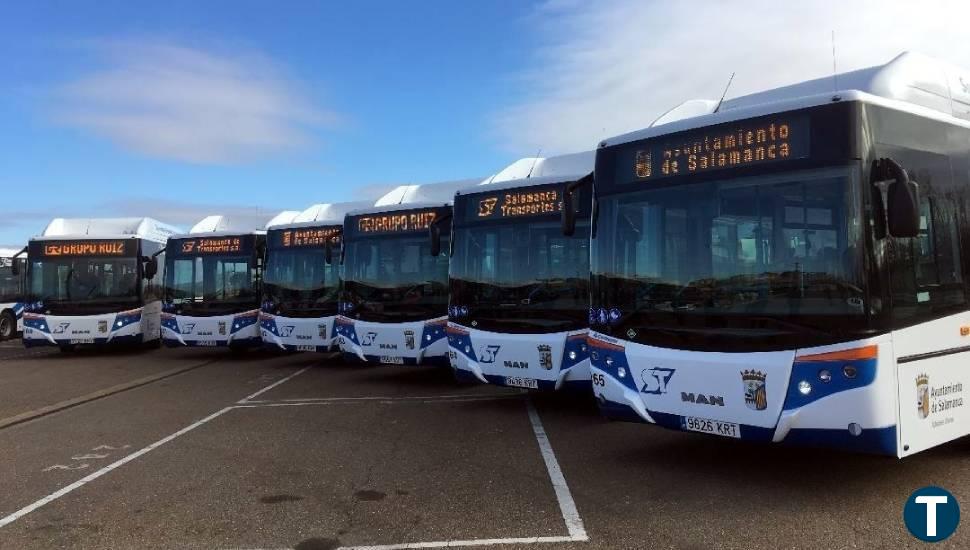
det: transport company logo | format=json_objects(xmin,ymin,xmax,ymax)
[
  {"xmin": 904, "ymin": 486, "xmax": 960, "ymax": 542},
  {"xmin": 479, "ymin": 344, "xmax": 501, "ymax": 364},
  {"xmin": 681, "ymin": 392, "xmax": 725, "ymax": 406},
  {"xmin": 741, "ymin": 370, "xmax": 768, "ymax": 411},
  {"xmin": 917, "ymin": 374, "xmax": 931, "ymax": 419},
  {"xmin": 478, "ymin": 197, "xmax": 498, "ymax": 217},
  {"xmin": 181, "ymin": 323, "xmax": 195, "ymax": 334},
  {"xmin": 53, "ymin": 322, "xmax": 70, "ymax": 334},
  {"xmin": 361, "ymin": 331, "xmax": 378, "ymax": 346},
  {"xmin": 280, "ymin": 325, "xmax": 295, "ymax": 337},
  {"xmin": 640, "ymin": 367, "xmax": 675, "ymax": 395}
]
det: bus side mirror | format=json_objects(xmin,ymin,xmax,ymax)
[
  {"xmin": 430, "ymin": 223, "xmax": 443, "ymax": 257},
  {"xmin": 143, "ymin": 257, "xmax": 158, "ymax": 279},
  {"xmin": 561, "ymin": 173, "xmax": 593, "ymax": 237},
  {"xmin": 562, "ymin": 189, "xmax": 576, "ymax": 237},
  {"xmin": 325, "ymin": 239, "xmax": 334, "ymax": 265},
  {"xmin": 873, "ymin": 158, "xmax": 920, "ymax": 239},
  {"xmin": 10, "ymin": 261, "xmax": 19, "ymax": 276}
]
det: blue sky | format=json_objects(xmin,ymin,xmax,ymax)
[{"xmin": 2, "ymin": 0, "xmax": 968, "ymax": 247}]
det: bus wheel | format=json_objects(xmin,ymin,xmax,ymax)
[{"xmin": 0, "ymin": 311, "xmax": 14, "ymax": 341}]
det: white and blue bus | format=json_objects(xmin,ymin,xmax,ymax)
[
  {"xmin": 0, "ymin": 248, "xmax": 27, "ymax": 341},
  {"xmin": 588, "ymin": 52, "xmax": 970, "ymax": 457},
  {"xmin": 448, "ymin": 153, "xmax": 594, "ymax": 391},
  {"xmin": 336, "ymin": 180, "xmax": 476, "ymax": 366},
  {"xmin": 260, "ymin": 202, "xmax": 371, "ymax": 353},
  {"xmin": 162, "ymin": 213, "xmax": 297, "ymax": 350},
  {"xmin": 21, "ymin": 218, "xmax": 178, "ymax": 351}
]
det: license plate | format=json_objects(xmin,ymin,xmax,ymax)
[
  {"xmin": 681, "ymin": 416, "xmax": 740, "ymax": 438},
  {"xmin": 195, "ymin": 340, "xmax": 217, "ymax": 347},
  {"xmin": 379, "ymin": 355, "xmax": 404, "ymax": 364},
  {"xmin": 69, "ymin": 338, "xmax": 94, "ymax": 344},
  {"xmin": 504, "ymin": 376, "xmax": 539, "ymax": 389},
  {"xmin": 296, "ymin": 345, "xmax": 316, "ymax": 352}
]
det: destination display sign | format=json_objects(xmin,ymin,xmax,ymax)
[
  {"xmin": 470, "ymin": 185, "xmax": 563, "ymax": 221},
  {"xmin": 170, "ymin": 234, "xmax": 256, "ymax": 256},
  {"xmin": 625, "ymin": 117, "xmax": 809, "ymax": 183},
  {"xmin": 39, "ymin": 240, "xmax": 131, "ymax": 257},
  {"xmin": 354, "ymin": 208, "xmax": 443, "ymax": 236},
  {"xmin": 270, "ymin": 226, "xmax": 341, "ymax": 248}
]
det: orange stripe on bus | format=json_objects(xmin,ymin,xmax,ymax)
[
  {"xmin": 588, "ymin": 338, "xmax": 624, "ymax": 352},
  {"xmin": 796, "ymin": 345, "xmax": 877, "ymax": 362}
]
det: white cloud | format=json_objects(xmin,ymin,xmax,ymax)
[
  {"xmin": 493, "ymin": 0, "xmax": 970, "ymax": 154},
  {"xmin": 55, "ymin": 39, "xmax": 337, "ymax": 164}
]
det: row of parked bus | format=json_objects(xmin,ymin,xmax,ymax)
[{"xmin": 4, "ymin": 52, "xmax": 970, "ymax": 457}]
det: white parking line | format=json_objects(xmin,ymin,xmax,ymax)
[
  {"xmin": 336, "ymin": 535, "xmax": 581, "ymax": 549},
  {"xmin": 238, "ymin": 393, "xmax": 525, "ymax": 407},
  {"xmin": 0, "ymin": 367, "xmax": 312, "ymax": 529},
  {"xmin": 238, "ymin": 367, "xmax": 312, "ymax": 402}
]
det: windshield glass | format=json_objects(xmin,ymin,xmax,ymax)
[
  {"xmin": 263, "ymin": 248, "xmax": 340, "ymax": 317},
  {"xmin": 342, "ymin": 234, "xmax": 449, "ymax": 323},
  {"xmin": 451, "ymin": 218, "xmax": 590, "ymax": 333},
  {"xmin": 0, "ymin": 260, "xmax": 25, "ymax": 303},
  {"xmin": 29, "ymin": 257, "xmax": 140, "ymax": 306},
  {"xmin": 592, "ymin": 166, "xmax": 866, "ymax": 351},
  {"xmin": 164, "ymin": 255, "xmax": 257, "ymax": 314}
]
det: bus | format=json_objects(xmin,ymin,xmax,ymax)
[
  {"xmin": 162, "ymin": 212, "xmax": 297, "ymax": 349},
  {"xmin": 336, "ymin": 180, "xmax": 476, "ymax": 366},
  {"xmin": 588, "ymin": 52, "xmax": 970, "ymax": 457},
  {"xmin": 21, "ymin": 218, "xmax": 178, "ymax": 350},
  {"xmin": 448, "ymin": 152, "xmax": 595, "ymax": 391},
  {"xmin": 0, "ymin": 248, "xmax": 27, "ymax": 341},
  {"xmin": 260, "ymin": 202, "xmax": 372, "ymax": 352}
]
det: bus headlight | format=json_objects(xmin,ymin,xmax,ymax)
[
  {"xmin": 605, "ymin": 356, "xmax": 614, "ymax": 367},
  {"xmin": 798, "ymin": 380, "xmax": 812, "ymax": 395},
  {"xmin": 568, "ymin": 350, "xmax": 577, "ymax": 361},
  {"xmin": 818, "ymin": 369, "xmax": 832, "ymax": 383},
  {"xmin": 617, "ymin": 366, "xmax": 627, "ymax": 378},
  {"xmin": 843, "ymin": 365, "xmax": 857, "ymax": 379}
]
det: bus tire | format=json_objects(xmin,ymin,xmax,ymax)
[{"xmin": 0, "ymin": 311, "xmax": 13, "ymax": 341}]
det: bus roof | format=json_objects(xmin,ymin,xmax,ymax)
[
  {"xmin": 603, "ymin": 51, "xmax": 970, "ymax": 148},
  {"xmin": 349, "ymin": 178, "xmax": 481, "ymax": 216},
  {"xmin": 172, "ymin": 212, "xmax": 298, "ymax": 239},
  {"xmin": 33, "ymin": 217, "xmax": 181, "ymax": 244},
  {"xmin": 268, "ymin": 201, "xmax": 376, "ymax": 230},
  {"xmin": 459, "ymin": 151, "xmax": 594, "ymax": 196},
  {"xmin": 0, "ymin": 247, "xmax": 24, "ymax": 258}
]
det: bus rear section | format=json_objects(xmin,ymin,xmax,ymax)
[
  {"xmin": 337, "ymin": 204, "xmax": 452, "ymax": 366},
  {"xmin": 260, "ymin": 221, "xmax": 343, "ymax": 352},
  {"xmin": 448, "ymin": 161, "xmax": 594, "ymax": 391},
  {"xmin": 0, "ymin": 250, "xmax": 27, "ymax": 341},
  {"xmin": 162, "ymin": 231, "xmax": 263, "ymax": 349},
  {"xmin": 588, "ymin": 53, "xmax": 970, "ymax": 456},
  {"xmin": 21, "ymin": 217, "xmax": 174, "ymax": 350}
]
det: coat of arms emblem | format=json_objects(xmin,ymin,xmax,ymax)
[
  {"xmin": 917, "ymin": 374, "xmax": 930, "ymax": 419},
  {"xmin": 538, "ymin": 344, "xmax": 553, "ymax": 370},
  {"xmin": 741, "ymin": 370, "xmax": 768, "ymax": 411}
]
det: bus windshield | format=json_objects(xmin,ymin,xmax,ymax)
[
  {"xmin": 0, "ymin": 259, "xmax": 25, "ymax": 303},
  {"xmin": 263, "ymin": 248, "xmax": 340, "ymax": 318},
  {"xmin": 29, "ymin": 256, "xmax": 140, "ymax": 310},
  {"xmin": 342, "ymin": 234, "xmax": 449, "ymax": 323},
  {"xmin": 164, "ymin": 254, "xmax": 257, "ymax": 315},
  {"xmin": 592, "ymin": 166, "xmax": 867, "ymax": 351},
  {"xmin": 451, "ymin": 217, "xmax": 590, "ymax": 333}
]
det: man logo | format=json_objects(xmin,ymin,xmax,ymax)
[
  {"xmin": 480, "ymin": 344, "xmax": 501, "ymax": 364},
  {"xmin": 478, "ymin": 198, "xmax": 498, "ymax": 217},
  {"xmin": 681, "ymin": 392, "xmax": 725, "ymax": 406},
  {"xmin": 640, "ymin": 367, "xmax": 675, "ymax": 395},
  {"xmin": 181, "ymin": 323, "xmax": 196, "ymax": 335},
  {"xmin": 904, "ymin": 486, "xmax": 960, "ymax": 542},
  {"xmin": 741, "ymin": 370, "xmax": 768, "ymax": 411},
  {"xmin": 361, "ymin": 331, "xmax": 378, "ymax": 346},
  {"xmin": 917, "ymin": 374, "xmax": 930, "ymax": 419}
]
